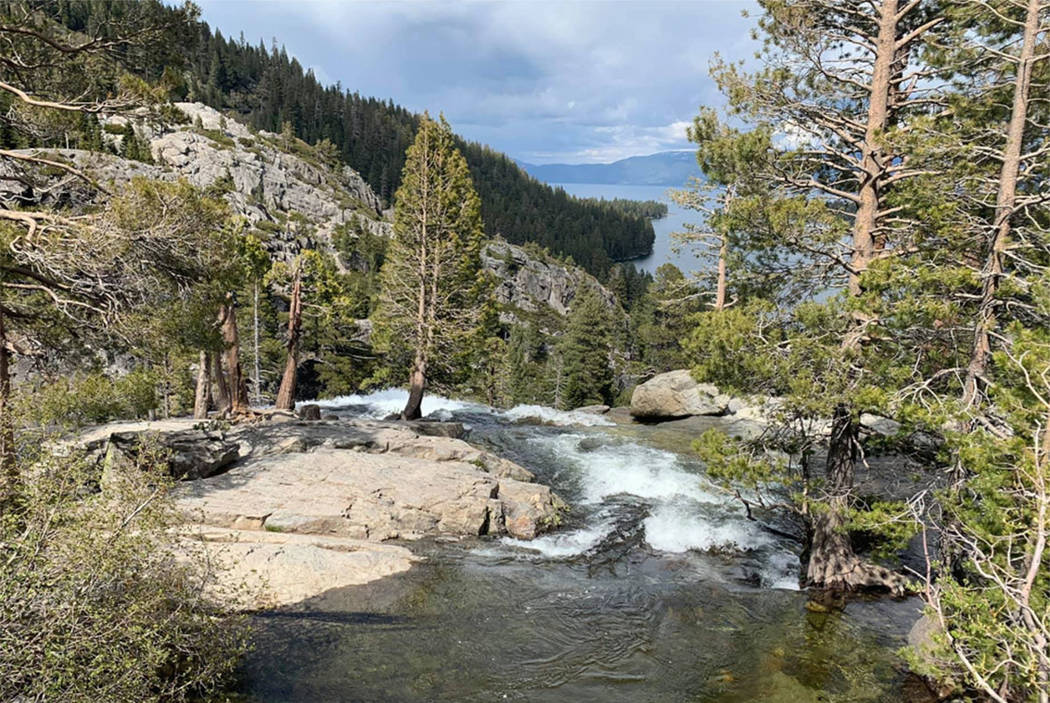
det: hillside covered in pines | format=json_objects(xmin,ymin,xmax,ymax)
[{"xmin": 38, "ymin": 0, "xmax": 654, "ymax": 277}]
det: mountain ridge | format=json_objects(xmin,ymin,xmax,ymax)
[{"xmin": 518, "ymin": 151, "xmax": 702, "ymax": 186}]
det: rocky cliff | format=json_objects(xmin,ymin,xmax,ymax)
[
  {"xmin": 2, "ymin": 102, "xmax": 615, "ymax": 319},
  {"xmin": 482, "ymin": 239, "xmax": 617, "ymax": 316}
]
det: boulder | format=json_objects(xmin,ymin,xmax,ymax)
[
  {"xmin": 630, "ymin": 369, "xmax": 728, "ymax": 420},
  {"xmin": 297, "ymin": 404, "xmax": 322, "ymax": 421},
  {"xmin": 402, "ymin": 420, "xmax": 466, "ymax": 439},
  {"xmin": 575, "ymin": 404, "xmax": 610, "ymax": 415},
  {"xmin": 907, "ymin": 614, "xmax": 956, "ymax": 698},
  {"xmin": 106, "ymin": 429, "xmax": 239, "ymax": 481},
  {"xmin": 860, "ymin": 413, "xmax": 902, "ymax": 437}
]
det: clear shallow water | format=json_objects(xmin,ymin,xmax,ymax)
[{"xmin": 237, "ymin": 392, "xmax": 922, "ymax": 702}]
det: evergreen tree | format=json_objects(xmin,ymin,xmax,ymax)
[
  {"xmin": 559, "ymin": 288, "xmax": 614, "ymax": 409},
  {"xmin": 372, "ymin": 114, "xmax": 487, "ymax": 420},
  {"xmin": 38, "ymin": 0, "xmax": 657, "ymax": 279}
]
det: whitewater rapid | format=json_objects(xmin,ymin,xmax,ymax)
[{"xmin": 311, "ymin": 389, "xmax": 800, "ymax": 590}]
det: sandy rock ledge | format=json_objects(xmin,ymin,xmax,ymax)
[{"xmin": 80, "ymin": 416, "xmax": 568, "ymax": 608}]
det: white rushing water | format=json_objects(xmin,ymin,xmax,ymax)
[
  {"xmin": 505, "ymin": 433, "xmax": 801, "ymax": 589},
  {"xmin": 312, "ymin": 389, "xmax": 482, "ymax": 419},
  {"xmin": 313, "ymin": 390, "xmax": 614, "ymax": 427},
  {"xmin": 316, "ymin": 389, "xmax": 799, "ymax": 589},
  {"xmin": 499, "ymin": 404, "xmax": 615, "ymax": 427}
]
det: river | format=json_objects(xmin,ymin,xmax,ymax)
[
  {"xmin": 552, "ymin": 183, "xmax": 710, "ymax": 277},
  {"xmin": 235, "ymin": 392, "xmax": 923, "ymax": 702}
]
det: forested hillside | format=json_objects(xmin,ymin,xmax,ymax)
[{"xmin": 41, "ymin": 0, "xmax": 653, "ymax": 277}]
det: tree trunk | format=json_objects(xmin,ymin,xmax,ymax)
[
  {"xmin": 0, "ymin": 309, "xmax": 16, "ymax": 514},
  {"xmin": 807, "ymin": 404, "xmax": 904, "ymax": 592},
  {"xmin": 209, "ymin": 350, "xmax": 231, "ymax": 414},
  {"xmin": 961, "ymin": 0, "xmax": 1040, "ymax": 410},
  {"xmin": 849, "ymin": 0, "xmax": 896, "ymax": 298},
  {"xmin": 220, "ymin": 294, "xmax": 250, "ymax": 416},
  {"xmin": 193, "ymin": 350, "xmax": 210, "ymax": 420},
  {"xmin": 275, "ymin": 264, "xmax": 303, "ymax": 411},
  {"xmin": 714, "ymin": 233, "xmax": 728, "ymax": 312},
  {"xmin": 161, "ymin": 354, "xmax": 172, "ymax": 419},
  {"xmin": 805, "ymin": 1, "xmax": 900, "ymax": 590},
  {"xmin": 253, "ymin": 280, "xmax": 261, "ymax": 405},
  {"xmin": 402, "ymin": 358, "xmax": 426, "ymax": 420}
]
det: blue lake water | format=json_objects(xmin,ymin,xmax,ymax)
[{"xmin": 552, "ymin": 182, "xmax": 713, "ymax": 277}]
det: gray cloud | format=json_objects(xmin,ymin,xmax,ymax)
[{"xmin": 195, "ymin": 0, "xmax": 758, "ymax": 163}]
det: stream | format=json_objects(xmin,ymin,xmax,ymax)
[{"xmin": 235, "ymin": 391, "xmax": 923, "ymax": 702}]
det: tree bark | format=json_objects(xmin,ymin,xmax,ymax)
[
  {"xmin": 220, "ymin": 294, "xmax": 250, "ymax": 416},
  {"xmin": 275, "ymin": 263, "xmax": 303, "ymax": 411},
  {"xmin": 846, "ymin": 0, "xmax": 896, "ymax": 308},
  {"xmin": 961, "ymin": 0, "xmax": 1040, "ymax": 410},
  {"xmin": 209, "ymin": 350, "xmax": 231, "ymax": 414},
  {"xmin": 402, "ymin": 358, "xmax": 426, "ymax": 421},
  {"xmin": 253, "ymin": 279, "xmax": 261, "ymax": 405},
  {"xmin": 807, "ymin": 405, "xmax": 904, "ymax": 591},
  {"xmin": 0, "ymin": 308, "xmax": 17, "ymax": 514},
  {"xmin": 193, "ymin": 350, "xmax": 210, "ymax": 420}
]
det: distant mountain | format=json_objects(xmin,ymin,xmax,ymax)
[{"xmin": 519, "ymin": 151, "xmax": 702, "ymax": 186}]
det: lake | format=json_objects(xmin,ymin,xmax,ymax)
[{"xmin": 552, "ymin": 182, "xmax": 713, "ymax": 277}]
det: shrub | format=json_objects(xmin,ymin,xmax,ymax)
[
  {"xmin": 21, "ymin": 369, "xmax": 161, "ymax": 428},
  {"xmin": 0, "ymin": 442, "xmax": 249, "ymax": 701}
]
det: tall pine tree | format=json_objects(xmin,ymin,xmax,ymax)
[{"xmin": 372, "ymin": 114, "xmax": 487, "ymax": 419}]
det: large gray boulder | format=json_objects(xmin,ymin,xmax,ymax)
[
  {"xmin": 105, "ymin": 429, "xmax": 240, "ymax": 481},
  {"xmin": 630, "ymin": 370, "xmax": 729, "ymax": 420}
]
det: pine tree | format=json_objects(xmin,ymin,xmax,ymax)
[
  {"xmin": 704, "ymin": 0, "xmax": 952, "ymax": 590},
  {"xmin": 372, "ymin": 114, "xmax": 487, "ymax": 420},
  {"xmin": 559, "ymin": 287, "xmax": 614, "ymax": 410}
]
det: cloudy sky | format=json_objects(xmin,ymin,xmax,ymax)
[{"xmin": 193, "ymin": 0, "xmax": 758, "ymax": 164}]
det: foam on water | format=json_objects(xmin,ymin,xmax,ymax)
[
  {"xmin": 538, "ymin": 434, "xmax": 721, "ymax": 505},
  {"xmin": 313, "ymin": 389, "xmax": 479, "ymax": 419},
  {"xmin": 503, "ymin": 518, "xmax": 616, "ymax": 559},
  {"xmin": 643, "ymin": 501, "xmax": 771, "ymax": 553},
  {"xmin": 519, "ymin": 432, "xmax": 801, "ymax": 589},
  {"xmin": 500, "ymin": 405, "xmax": 615, "ymax": 427}
]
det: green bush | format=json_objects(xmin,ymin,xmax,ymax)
[
  {"xmin": 20, "ymin": 369, "xmax": 160, "ymax": 428},
  {"xmin": 0, "ymin": 442, "xmax": 249, "ymax": 701},
  {"xmin": 254, "ymin": 219, "xmax": 282, "ymax": 234}
]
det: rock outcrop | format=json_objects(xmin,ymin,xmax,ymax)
[
  {"xmin": 481, "ymin": 239, "xmax": 617, "ymax": 316},
  {"xmin": 84, "ymin": 416, "xmax": 564, "ymax": 540},
  {"xmin": 78, "ymin": 415, "xmax": 568, "ymax": 608},
  {"xmin": 630, "ymin": 369, "xmax": 730, "ymax": 420},
  {"xmin": 1, "ymin": 103, "xmax": 617, "ymax": 322},
  {"xmin": 180, "ymin": 526, "xmax": 418, "ymax": 609}
]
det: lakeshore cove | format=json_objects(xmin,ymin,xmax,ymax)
[{"xmin": 552, "ymin": 182, "xmax": 706, "ymax": 276}]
